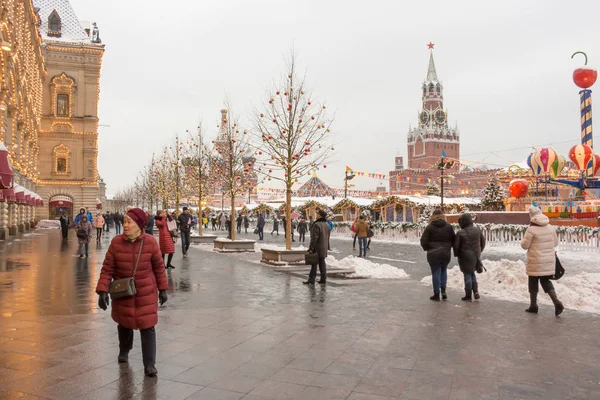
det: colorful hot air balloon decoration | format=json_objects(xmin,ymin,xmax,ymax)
[
  {"xmin": 508, "ymin": 179, "xmax": 529, "ymax": 198},
  {"xmin": 533, "ymin": 148, "xmax": 557, "ymax": 175},
  {"xmin": 526, "ymin": 152, "xmax": 542, "ymax": 176},
  {"xmin": 568, "ymin": 144, "xmax": 595, "ymax": 171},
  {"xmin": 550, "ymin": 155, "xmax": 566, "ymax": 178},
  {"xmin": 594, "ymin": 154, "xmax": 600, "ymax": 175}
]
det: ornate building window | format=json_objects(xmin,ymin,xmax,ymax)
[
  {"xmin": 53, "ymin": 144, "xmax": 70, "ymax": 175},
  {"xmin": 50, "ymin": 73, "xmax": 75, "ymax": 119},
  {"xmin": 56, "ymin": 94, "xmax": 69, "ymax": 116},
  {"xmin": 48, "ymin": 10, "xmax": 62, "ymax": 37}
]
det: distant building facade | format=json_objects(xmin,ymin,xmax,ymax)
[{"xmin": 34, "ymin": 0, "xmax": 105, "ymax": 219}]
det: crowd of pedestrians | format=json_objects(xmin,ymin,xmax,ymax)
[{"xmin": 71, "ymin": 201, "xmax": 565, "ymax": 381}]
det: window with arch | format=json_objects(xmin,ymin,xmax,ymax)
[
  {"xmin": 51, "ymin": 73, "xmax": 75, "ymax": 118},
  {"xmin": 429, "ymin": 83, "xmax": 434, "ymax": 93},
  {"xmin": 56, "ymin": 94, "xmax": 69, "ymax": 116},
  {"xmin": 53, "ymin": 144, "xmax": 70, "ymax": 175}
]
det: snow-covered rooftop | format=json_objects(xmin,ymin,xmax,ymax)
[{"xmin": 34, "ymin": 0, "xmax": 93, "ymax": 44}]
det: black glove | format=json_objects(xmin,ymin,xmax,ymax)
[
  {"xmin": 159, "ymin": 290, "xmax": 168, "ymax": 305},
  {"xmin": 98, "ymin": 291, "xmax": 109, "ymax": 310}
]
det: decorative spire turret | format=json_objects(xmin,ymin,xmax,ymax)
[{"xmin": 426, "ymin": 43, "xmax": 438, "ymax": 83}]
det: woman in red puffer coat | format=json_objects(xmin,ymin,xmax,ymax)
[
  {"xmin": 95, "ymin": 208, "xmax": 168, "ymax": 377},
  {"xmin": 155, "ymin": 210, "xmax": 175, "ymax": 269}
]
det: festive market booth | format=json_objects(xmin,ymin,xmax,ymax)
[
  {"xmin": 332, "ymin": 197, "xmax": 375, "ymax": 221},
  {"xmin": 370, "ymin": 195, "xmax": 481, "ymax": 223}
]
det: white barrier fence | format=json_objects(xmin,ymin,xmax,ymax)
[{"xmin": 332, "ymin": 225, "xmax": 600, "ymax": 253}]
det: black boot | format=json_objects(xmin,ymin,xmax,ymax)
[
  {"xmin": 461, "ymin": 289, "xmax": 472, "ymax": 302},
  {"xmin": 441, "ymin": 288, "xmax": 447, "ymax": 300},
  {"xmin": 303, "ymin": 280, "xmax": 315, "ymax": 285},
  {"xmin": 144, "ymin": 365, "xmax": 158, "ymax": 377},
  {"xmin": 118, "ymin": 350, "xmax": 129, "ymax": 363},
  {"xmin": 526, "ymin": 292, "xmax": 538, "ymax": 314},
  {"xmin": 430, "ymin": 293, "xmax": 440, "ymax": 301},
  {"xmin": 548, "ymin": 290, "xmax": 564, "ymax": 316},
  {"xmin": 473, "ymin": 281, "xmax": 480, "ymax": 299}
]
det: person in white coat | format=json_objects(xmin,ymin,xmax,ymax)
[{"xmin": 520, "ymin": 206, "xmax": 564, "ymax": 316}]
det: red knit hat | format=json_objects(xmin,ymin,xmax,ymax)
[{"xmin": 126, "ymin": 208, "xmax": 147, "ymax": 232}]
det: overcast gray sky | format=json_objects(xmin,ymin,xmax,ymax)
[{"xmin": 70, "ymin": 0, "xmax": 600, "ymax": 195}]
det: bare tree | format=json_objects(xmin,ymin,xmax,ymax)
[
  {"xmin": 251, "ymin": 54, "xmax": 335, "ymax": 249},
  {"xmin": 212, "ymin": 105, "xmax": 253, "ymax": 241},
  {"xmin": 182, "ymin": 123, "xmax": 216, "ymax": 235}
]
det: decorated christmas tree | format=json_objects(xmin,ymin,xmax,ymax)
[
  {"xmin": 418, "ymin": 205, "xmax": 435, "ymax": 226},
  {"xmin": 426, "ymin": 182, "xmax": 440, "ymax": 196},
  {"xmin": 481, "ymin": 175, "xmax": 506, "ymax": 211}
]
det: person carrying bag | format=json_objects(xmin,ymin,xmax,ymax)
[
  {"xmin": 95, "ymin": 208, "xmax": 169, "ymax": 377},
  {"xmin": 453, "ymin": 213, "xmax": 486, "ymax": 302}
]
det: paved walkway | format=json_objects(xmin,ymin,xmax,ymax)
[{"xmin": 0, "ymin": 229, "xmax": 599, "ymax": 399}]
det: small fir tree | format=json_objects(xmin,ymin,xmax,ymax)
[
  {"xmin": 426, "ymin": 182, "xmax": 440, "ymax": 196},
  {"xmin": 418, "ymin": 205, "xmax": 435, "ymax": 226},
  {"xmin": 481, "ymin": 175, "xmax": 506, "ymax": 211}
]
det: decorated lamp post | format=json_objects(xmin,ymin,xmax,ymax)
[{"xmin": 572, "ymin": 52, "xmax": 597, "ymax": 176}]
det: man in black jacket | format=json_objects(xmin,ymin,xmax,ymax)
[
  {"xmin": 304, "ymin": 210, "xmax": 331, "ymax": 285},
  {"xmin": 178, "ymin": 207, "xmax": 192, "ymax": 256},
  {"xmin": 420, "ymin": 209, "xmax": 455, "ymax": 301}
]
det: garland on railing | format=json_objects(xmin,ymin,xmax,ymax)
[{"xmin": 332, "ymin": 221, "xmax": 600, "ymax": 237}]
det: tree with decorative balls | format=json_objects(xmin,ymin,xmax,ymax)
[
  {"xmin": 251, "ymin": 54, "xmax": 335, "ymax": 250},
  {"xmin": 481, "ymin": 175, "xmax": 506, "ymax": 210},
  {"xmin": 508, "ymin": 179, "xmax": 529, "ymax": 198}
]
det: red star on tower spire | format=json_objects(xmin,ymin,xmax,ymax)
[{"xmin": 427, "ymin": 42, "xmax": 435, "ymax": 50}]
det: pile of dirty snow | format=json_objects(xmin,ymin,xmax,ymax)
[
  {"xmin": 327, "ymin": 255, "xmax": 409, "ymax": 279},
  {"xmin": 419, "ymin": 259, "xmax": 600, "ymax": 314}
]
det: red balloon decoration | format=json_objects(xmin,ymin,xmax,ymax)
[
  {"xmin": 508, "ymin": 179, "xmax": 529, "ymax": 198},
  {"xmin": 594, "ymin": 154, "xmax": 600, "ymax": 175},
  {"xmin": 572, "ymin": 51, "xmax": 597, "ymax": 89}
]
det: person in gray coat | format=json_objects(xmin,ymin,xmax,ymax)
[
  {"xmin": 453, "ymin": 213, "xmax": 486, "ymax": 301},
  {"xmin": 304, "ymin": 210, "xmax": 331, "ymax": 285}
]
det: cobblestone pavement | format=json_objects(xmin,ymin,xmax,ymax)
[{"xmin": 0, "ymin": 229, "xmax": 599, "ymax": 399}]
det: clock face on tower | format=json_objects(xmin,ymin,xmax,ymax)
[
  {"xmin": 419, "ymin": 110, "xmax": 429, "ymax": 126},
  {"xmin": 434, "ymin": 109, "xmax": 446, "ymax": 125}
]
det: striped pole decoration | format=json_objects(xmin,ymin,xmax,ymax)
[{"xmin": 580, "ymin": 89, "xmax": 593, "ymax": 148}]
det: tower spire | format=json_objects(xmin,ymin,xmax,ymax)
[{"xmin": 426, "ymin": 45, "xmax": 438, "ymax": 83}]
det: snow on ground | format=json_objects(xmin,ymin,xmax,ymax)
[
  {"xmin": 326, "ymin": 255, "xmax": 409, "ymax": 279},
  {"xmin": 420, "ymin": 259, "xmax": 600, "ymax": 314}
]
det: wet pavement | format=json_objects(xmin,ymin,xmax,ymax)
[{"xmin": 0, "ymin": 228, "xmax": 599, "ymax": 399}]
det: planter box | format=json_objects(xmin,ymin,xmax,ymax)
[
  {"xmin": 190, "ymin": 234, "xmax": 218, "ymax": 244},
  {"xmin": 213, "ymin": 238, "xmax": 255, "ymax": 253},
  {"xmin": 261, "ymin": 249, "xmax": 307, "ymax": 266}
]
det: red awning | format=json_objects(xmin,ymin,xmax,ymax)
[
  {"xmin": 49, "ymin": 199, "xmax": 73, "ymax": 208},
  {"xmin": 2, "ymin": 188, "xmax": 15, "ymax": 203},
  {"xmin": 14, "ymin": 186, "xmax": 25, "ymax": 204},
  {"xmin": 0, "ymin": 143, "xmax": 12, "ymax": 190}
]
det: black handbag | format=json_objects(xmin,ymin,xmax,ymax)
[
  {"xmin": 254, "ymin": 228, "xmax": 259, "ymax": 234},
  {"xmin": 305, "ymin": 251, "xmax": 319, "ymax": 265},
  {"xmin": 551, "ymin": 253, "xmax": 565, "ymax": 280},
  {"xmin": 108, "ymin": 239, "xmax": 144, "ymax": 300}
]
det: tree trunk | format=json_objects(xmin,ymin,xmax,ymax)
[
  {"xmin": 285, "ymin": 186, "xmax": 292, "ymax": 250},
  {"xmin": 230, "ymin": 193, "xmax": 236, "ymax": 241},
  {"xmin": 197, "ymin": 196, "xmax": 203, "ymax": 236}
]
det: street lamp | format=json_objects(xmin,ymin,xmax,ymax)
[
  {"xmin": 344, "ymin": 170, "xmax": 355, "ymax": 198},
  {"xmin": 437, "ymin": 157, "xmax": 455, "ymax": 212}
]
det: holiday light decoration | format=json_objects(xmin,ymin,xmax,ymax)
[{"xmin": 250, "ymin": 55, "xmax": 335, "ymax": 249}]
